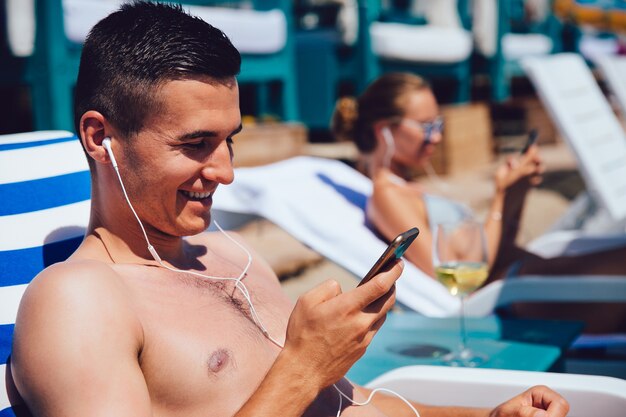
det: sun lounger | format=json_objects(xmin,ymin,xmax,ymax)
[
  {"xmin": 367, "ymin": 365, "xmax": 626, "ymax": 416},
  {"xmin": 213, "ymin": 155, "xmax": 626, "ymax": 379},
  {"xmin": 517, "ymin": 52, "xmax": 626, "ymax": 374},
  {"xmin": 594, "ymin": 54, "xmax": 626, "ymax": 122},
  {"xmin": 213, "ymin": 156, "xmax": 460, "ymax": 316},
  {"xmin": 0, "ymin": 131, "xmax": 90, "ymax": 415},
  {"xmin": 522, "ymin": 53, "xmax": 626, "ymax": 227},
  {"xmin": 212, "ymin": 155, "xmax": 626, "ymax": 318},
  {"xmin": 519, "ymin": 52, "xmax": 626, "ymax": 261}
]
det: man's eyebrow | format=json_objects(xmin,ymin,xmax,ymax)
[{"xmin": 177, "ymin": 124, "xmax": 243, "ymax": 141}]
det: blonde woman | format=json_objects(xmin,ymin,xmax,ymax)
[{"xmin": 333, "ymin": 72, "xmax": 626, "ymax": 332}]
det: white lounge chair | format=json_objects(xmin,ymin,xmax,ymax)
[
  {"xmin": 522, "ymin": 53, "xmax": 626, "ymax": 236},
  {"xmin": 366, "ymin": 365, "xmax": 626, "ymax": 417},
  {"xmin": 213, "ymin": 155, "xmax": 461, "ymax": 316},
  {"xmin": 213, "ymin": 152, "xmax": 626, "ymax": 377},
  {"xmin": 594, "ymin": 54, "xmax": 626, "ymax": 123},
  {"xmin": 212, "ymin": 155, "xmax": 626, "ymax": 314}
]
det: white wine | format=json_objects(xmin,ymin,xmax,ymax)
[{"xmin": 435, "ymin": 262, "xmax": 488, "ymax": 296}]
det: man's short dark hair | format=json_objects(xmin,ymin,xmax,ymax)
[{"xmin": 74, "ymin": 1, "xmax": 241, "ymax": 138}]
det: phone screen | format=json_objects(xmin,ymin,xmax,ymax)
[{"xmin": 358, "ymin": 227, "xmax": 419, "ymax": 287}]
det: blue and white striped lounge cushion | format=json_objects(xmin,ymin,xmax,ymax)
[{"xmin": 0, "ymin": 131, "xmax": 91, "ymax": 416}]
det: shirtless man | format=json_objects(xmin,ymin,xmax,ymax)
[{"xmin": 11, "ymin": 2, "xmax": 569, "ymax": 417}]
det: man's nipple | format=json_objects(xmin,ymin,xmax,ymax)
[{"xmin": 208, "ymin": 348, "xmax": 231, "ymax": 374}]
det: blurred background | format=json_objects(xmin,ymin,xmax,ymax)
[
  {"xmin": 1, "ymin": 1, "xmax": 624, "ymax": 135},
  {"xmin": 4, "ymin": 0, "xmax": 624, "ymax": 238}
]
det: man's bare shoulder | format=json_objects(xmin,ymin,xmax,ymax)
[
  {"xmin": 21, "ymin": 259, "xmax": 127, "ymax": 307},
  {"xmin": 12, "ymin": 259, "xmax": 149, "ymax": 417},
  {"xmin": 15, "ymin": 259, "xmax": 142, "ymax": 341}
]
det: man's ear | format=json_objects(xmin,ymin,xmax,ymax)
[{"xmin": 80, "ymin": 111, "xmax": 114, "ymax": 165}]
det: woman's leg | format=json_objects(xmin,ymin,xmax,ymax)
[
  {"xmin": 518, "ymin": 245, "xmax": 626, "ymax": 276},
  {"xmin": 493, "ymin": 245, "xmax": 626, "ymax": 333}
]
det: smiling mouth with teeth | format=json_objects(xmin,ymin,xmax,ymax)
[{"xmin": 181, "ymin": 190, "xmax": 213, "ymax": 200}]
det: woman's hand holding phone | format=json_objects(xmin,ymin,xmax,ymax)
[
  {"xmin": 495, "ymin": 134, "xmax": 543, "ymax": 193},
  {"xmin": 520, "ymin": 129, "xmax": 538, "ymax": 155}
]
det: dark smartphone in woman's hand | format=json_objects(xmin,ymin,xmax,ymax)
[{"xmin": 521, "ymin": 129, "xmax": 538, "ymax": 154}]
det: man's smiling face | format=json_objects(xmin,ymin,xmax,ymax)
[{"xmin": 117, "ymin": 76, "xmax": 241, "ymax": 238}]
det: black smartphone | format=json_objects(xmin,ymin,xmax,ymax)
[
  {"xmin": 520, "ymin": 129, "xmax": 538, "ymax": 154},
  {"xmin": 358, "ymin": 227, "xmax": 420, "ymax": 287}
]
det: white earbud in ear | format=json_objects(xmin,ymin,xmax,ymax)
[
  {"xmin": 381, "ymin": 127, "xmax": 395, "ymax": 169},
  {"xmin": 102, "ymin": 137, "xmax": 118, "ymax": 169}
]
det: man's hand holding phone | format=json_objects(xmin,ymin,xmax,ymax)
[
  {"xmin": 358, "ymin": 227, "xmax": 419, "ymax": 287},
  {"xmin": 281, "ymin": 228, "xmax": 418, "ymax": 389},
  {"xmin": 355, "ymin": 226, "xmax": 418, "ymax": 319}
]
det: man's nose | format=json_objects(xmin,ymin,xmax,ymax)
[{"xmin": 201, "ymin": 141, "xmax": 234, "ymax": 185}]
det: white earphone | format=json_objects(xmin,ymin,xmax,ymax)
[
  {"xmin": 102, "ymin": 137, "xmax": 118, "ymax": 168},
  {"xmin": 381, "ymin": 126, "xmax": 396, "ymax": 169}
]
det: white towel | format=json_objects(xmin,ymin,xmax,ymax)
[{"xmin": 213, "ymin": 156, "xmax": 460, "ymax": 316}]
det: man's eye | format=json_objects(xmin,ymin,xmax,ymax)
[{"xmin": 182, "ymin": 142, "xmax": 204, "ymax": 149}]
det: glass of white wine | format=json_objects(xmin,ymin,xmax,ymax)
[{"xmin": 434, "ymin": 220, "xmax": 489, "ymax": 367}]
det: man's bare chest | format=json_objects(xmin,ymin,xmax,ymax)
[{"xmin": 114, "ymin": 264, "xmax": 291, "ymax": 416}]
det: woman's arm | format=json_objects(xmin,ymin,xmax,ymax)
[
  {"xmin": 484, "ymin": 190, "xmax": 505, "ymax": 268},
  {"xmin": 367, "ymin": 146, "xmax": 542, "ymax": 278},
  {"xmin": 485, "ymin": 145, "xmax": 543, "ymax": 270},
  {"xmin": 367, "ymin": 170, "xmax": 436, "ymax": 276}
]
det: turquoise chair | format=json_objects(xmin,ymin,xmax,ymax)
[
  {"xmin": 239, "ymin": 0, "xmax": 299, "ymax": 121},
  {"xmin": 1, "ymin": 0, "xmax": 75, "ymax": 132},
  {"xmin": 366, "ymin": 0, "xmax": 474, "ymax": 103},
  {"xmin": 296, "ymin": 0, "xmax": 378, "ymax": 130},
  {"xmin": 296, "ymin": 0, "xmax": 473, "ymax": 131},
  {"xmin": 484, "ymin": 0, "xmax": 564, "ymax": 102},
  {"xmin": 0, "ymin": 0, "xmax": 298, "ymax": 132},
  {"xmin": 188, "ymin": 0, "xmax": 299, "ymax": 121}
]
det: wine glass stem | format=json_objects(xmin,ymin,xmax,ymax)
[{"xmin": 459, "ymin": 295, "xmax": 467, "ymax": 351}]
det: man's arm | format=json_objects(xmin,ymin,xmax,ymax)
[
  {"xmin": 11, "ymin": 260, "xmax": 152, "ymax": 417},
  {"xmin": 359, "ymin": 384, "xmax": 569, "ymax": 417},
  {"xmin": 235, "ymin": 259, "xmax": 404, "ymax": 416}
]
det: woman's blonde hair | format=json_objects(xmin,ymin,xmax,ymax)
[{"xmin": 331, "ymin": 72, "xmax": 430, "ymax": 153}]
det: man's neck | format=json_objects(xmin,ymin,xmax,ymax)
[{"xmin": 85, "ymin": 213, "xmax": 187, "ymax": 267}]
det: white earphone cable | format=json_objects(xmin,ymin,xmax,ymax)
[
  {"xmin": 104, "ymin": 138, "xmax": 419, "ymax": 416},
  {"xmin": 334, "ymin": 385, "xmax": 420, "ymax": 417},
  {"xmin": 381, "ymin": 127, "xmax": 396, "ymax": 170}
]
